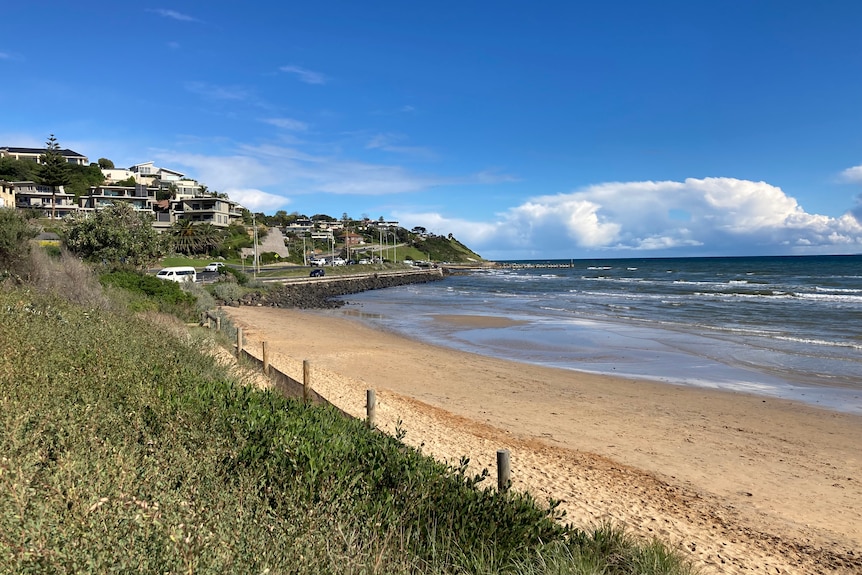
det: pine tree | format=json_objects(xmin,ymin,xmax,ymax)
[{"xmin": 39, "ymin": 134, "xmax": 70, "ymax": 219}]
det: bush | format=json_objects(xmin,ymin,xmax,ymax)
[
  {"xmin": 223, "ymin": 266, "xmax": 249, "ymax": 285},
  {"xmin": 0, "ymin": 208, "xmax": 37, "ymax": 277},
  {"xmin": 210, "ymin": 281, "xmax": 245, "ymax": 305},
  {"xmin": 99, "ymin": 269, "xmax": 198, "ymax": 320}
]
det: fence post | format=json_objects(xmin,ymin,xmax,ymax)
[
  {"xmin": 366, "ymin": 389, "xmax": 376, "ymax": 428},
  {"xmin": 303, "ymin": 359, "xmax": 311, "ymax": 403},
  {"xmin": 236, "ymin": 327, "xmax": 243, "ymax": 359},
  {"xmin": 216, "ymin": 316, "xmax": 221, "ymax": 331},
  {"xmin": 497, "ymin": 449, "xmax": 511, "ymax": 492},
  {"xmin": 262, "ymin": 341, "xmax": 269, "ymax": 376}
]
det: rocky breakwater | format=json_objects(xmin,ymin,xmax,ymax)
[{"xmin": 236, "ymin": 270, "xmax": 446, "ymax": 309}]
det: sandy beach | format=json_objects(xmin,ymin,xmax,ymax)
[{"xmin": 222, "ymin": 305, "xmax": 862, "ymax": 574}]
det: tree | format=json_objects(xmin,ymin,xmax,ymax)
[
  {"xmin": 39, "ymin": 134, "xmax": 71, "ymax": 219},
  {"xmin": 0, "ymin": 157, "xmax": 40, "ymax": 182},
  {"xmin": 170, "ymin": 220, "xmax": 223, "ymax": 255},
  {"xmin": 113, "ymin": 176, "xmax": 137, "ymax": 188},
  {"xmin": 63, "ymin": 203, "xmax": 166, "ymax": 269},
  {"xmin": 97, "ymin": 158, "xmax": 115, "ymax": 169},
  {"xmin": 64, "ymin": 164, "xmax": 106, "ymax": 197}
]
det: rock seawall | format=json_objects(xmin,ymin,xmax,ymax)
[{"xmin": 236, "ymin": 271, "xmax": 446, "ymax": 309}]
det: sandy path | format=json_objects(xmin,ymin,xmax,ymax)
[{"xmin": 222, "ymin": 306, "xmax": 862, "ymax": 574}]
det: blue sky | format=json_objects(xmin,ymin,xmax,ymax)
[{"xmin": 2, "ymin": 1, "xmax": 861, "ymax": 259}]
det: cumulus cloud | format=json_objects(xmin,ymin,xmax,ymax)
[
  {"xmin": 404, "ymin": 178, "xmax": 862, "ymax": 258},
  {"xmin": 279, "ymin": 65, "xmax": 326, "ymax": 85},
  {"xmin": 840, "ymin": 164, "xmax": 862, "ymax": 182}
]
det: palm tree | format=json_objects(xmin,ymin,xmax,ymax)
[{"xmin": 170, "ymin": 220, "xmax": 223, "ymax": 255}]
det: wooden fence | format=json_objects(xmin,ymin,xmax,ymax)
[{"xmin": 204, "ymin": 310, "xmax": 511, "ymax": 491}]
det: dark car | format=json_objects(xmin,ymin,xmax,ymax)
[{"xmin": 310, "ymin": 268, "xmax": 325, "ymax": 277}]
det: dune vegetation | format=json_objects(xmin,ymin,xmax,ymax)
[{"xmin": 0, "ymin": 218, "xmax": 695, "ymax": 573}]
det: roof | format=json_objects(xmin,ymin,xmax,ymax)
[{"xmin": 1, "ymin": 146, "xmax": 87, "ymax": 158}]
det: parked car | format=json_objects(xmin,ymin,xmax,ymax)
[
  {"xmin": 310, "ymin": 257, "xmax": 327, "ymax": 266},
  {"xmin": 203, "ymin": 262, "xmax": 225, "ymax": 272},
  {"xmin": 156, "ymin": 266, "xmax": 197, "ymax": 283},
  {"xmin": 358, "ymin": 258, "xmax": 371, "ymax": 264},
  {"xmin": 332, "ymin": 257, "xmax": 346, "ymax": 266},
  {"xmin": 310, "ymin": 268, "xmax": 325, "ymax": 277}
]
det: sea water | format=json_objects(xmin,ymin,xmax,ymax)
[{"xmin": 332, "ymin": 255, "xmax": 862, "ymax": 414}]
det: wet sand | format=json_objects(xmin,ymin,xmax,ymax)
[{"xmin": 223, "ymin": 306, "xmax": 862, "ymax": 574}]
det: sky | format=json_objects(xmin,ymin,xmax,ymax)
[{"xmin": 2, "ymin": 1, "xmax": 861, "ymax": 260}]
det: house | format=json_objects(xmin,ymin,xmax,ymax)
[
  {"xmin": 101, "ymin": 168, "xmax": 136, "ymax": 184},
  {"xmin": 0, "ymin": 146, "xmax": 88, "ymax": 166},
  {"xmin": 284, "ymin": 219, "xmax": 314, "ymax": 234},
  {"xmin": 0, "ymin": 180, "xmax": 14, "ymax": 208},
  {"xmin": 79, "ymin": 184, "xmax": 157, "ymax": 214},
  {"xmin": 11, "ymin": 181, "xmax": 77, "ymax": 218},
  {"xmin": 167, "ymin": 191, "xmax": 244, "ymax": 229},
  {"xmin": 343, "ymin": 232, "xmax": 365, "ymax": 246}
]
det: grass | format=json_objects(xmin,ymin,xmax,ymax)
[{"xmin": 0, "ymin": 259, "xmax": 697, "ymax": 574}]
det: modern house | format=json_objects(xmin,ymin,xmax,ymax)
[
  {"xmin": 127, "ymin": 162, "xmax": 185, "ymax": 185},
  {"xmin": 11, "ymin": 181, "xmax": 78, "ymax": 218},
  {"xmin": 0, "ymin": 146, "xmax": 89, "ymax": 166},
  {"xmin": 148, "ymin": 190, "xmax": 244, "ymax": 231},
  {"xmin": 79, "ymin": 184, "xmax": 157, "ymax": 214}
]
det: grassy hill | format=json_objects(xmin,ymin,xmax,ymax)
[{"xmin": 0, "ymin": 258, "xmax": 694, "ymax": 574}]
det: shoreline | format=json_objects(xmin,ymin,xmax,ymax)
[
  {"xmin": 340, "ymin": 296, "xmax": 862, "ymax": 415},
  {"xmin": 222, "ymin": 305, "xmax": 862, "ymax": 574}
]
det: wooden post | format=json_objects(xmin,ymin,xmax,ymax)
[
  {"xmin": 236, "ymin": 327, "xmax": 243, "ymax": 359},
  {"xmin": 262, "ymin": 341, "xmax": 269, "ymax": 376},
  {"xmin": 216, "ymin": 317, "xmax": 221, "ymax": 331},
  {"xmin": 497, "ymin": 449, "xmax": 511, "ymax": 492},
  {"xmin": 366, "ymin": 389, "xmax": 376, "ymax": 428},
  {"xmin": 302, "ymin": 359, "xmax": 311, "ymax": 403}
]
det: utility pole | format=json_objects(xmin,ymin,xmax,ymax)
[{"xmin": 252, "ymin": 213, "xmax": 259, "ymax": 276}]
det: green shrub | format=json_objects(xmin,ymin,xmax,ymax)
[
  {"xmin": 99, "ymin": 269, "xmax": 198, "ymax": 320},
  {"xmin": 210, "ymin": 281, "xmax": 245, "ymax": 305},
  {"xmin": 0, "ymin": 207, "xmax": 37, "ymax": 276},
  {"xmin": 223, "ymin": 266, "xmax": 249, "ymax": 285}
]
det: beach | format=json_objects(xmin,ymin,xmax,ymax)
[{"xmin": 222, "ymin": 305, "xmax": 862, "ymax": 574}]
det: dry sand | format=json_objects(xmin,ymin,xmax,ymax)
[{"xmin": 222, "ymin": 306, "xmax": 862, "ymax": 574}]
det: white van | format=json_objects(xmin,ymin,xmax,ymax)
[{"xmin": 156, "ymin": 266, "xmax": 197, "ymax": 283}]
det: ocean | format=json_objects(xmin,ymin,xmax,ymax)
[{"xmin": 329, "ymin": 255, "xmax": 862, "ymax": 414}]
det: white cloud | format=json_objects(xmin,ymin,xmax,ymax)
[
  {"xmin": 224, "ymin": 188, "xmax": 287, "ymax": 212},
  {"xmin": 402, "ymin": 178, "xmax": 862, "ymax": 258},
  {"xmin": 0, "ymin": 52, "xmax": 10, "ymax": 60},
  {"xmin": 148, "ymin": 9, "xmax": 198, "ymax": 22},
  {"xmin": 263, "ymin": 118, "xmax": 308, "ymax": 131},
  {"xmin": 366, "ymin": 133, "xmax": 437, "ymax": 160},
  {"xmin": 279, "ymin": 65, "xmax": 327, "ymax": 85},
  {"xmin": 154, "ymin": 145, "xmax": 442, "ymax": 206},
  {"xmin": 185, "ymin": 81, "xmax": 250, "ymax": 101},
  {"xmin": 840, "ymin": 164, "xmax": 862, "ymax": 182}
]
